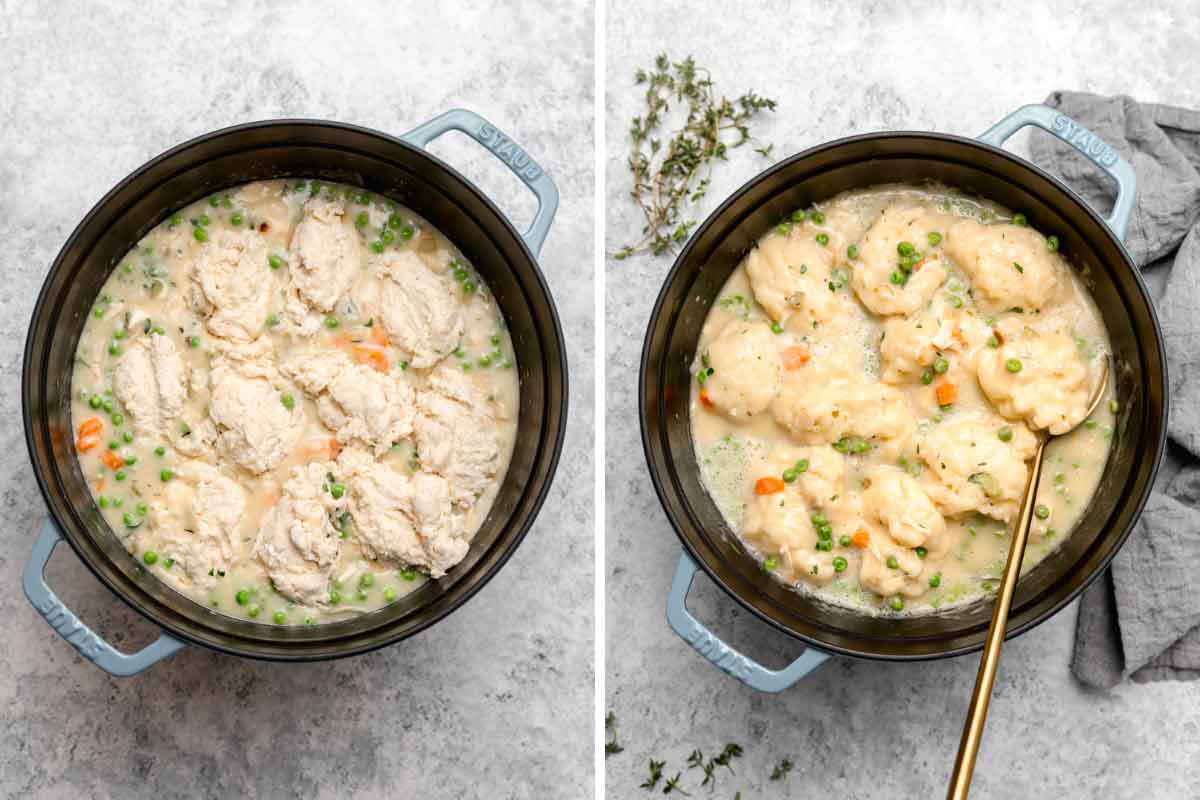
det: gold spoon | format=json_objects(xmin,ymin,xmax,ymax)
[{"xmin": 947, "ymin": 357, "xmax": 1111, "ymax": 799}]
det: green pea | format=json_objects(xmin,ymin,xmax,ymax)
[
  {"xmin": 1035, "ymin": 504, "xmax": 1050, "ymax": 520},
  {"xmin": 230, "ymin": 212, "xmax": 244, "ymax": 226},
  {"xmin": 193, "ymin": 226, "xmax": 208, "ymax": 243},
  {"xmin": 160, "ymin": 469, "xmax": 173, "ymax": 482},
  {"xmin": 266, "ymin": 313, "xmax": 280, "ymax": 327},
  {"xmin": 1047, "ymin": 235, "xmax": 1060, "ymax": 252},
  {"xmin": 142, "ymin": 550, "xmax": 158, "ymax": 565},
  {"xmin": 268, "ymin": 253, "xmax": 284, "ymax": 270},
  {"xmin": 401, "ymin": 567, "xmax": 418, "ymax": 581},
  {"xmin": 832, "ymin": 556, "xmax": 848, "ymax": 572},
  {"xmin": 330, "ymin": 483, "xmax": 346, "ymax": 499},
  {"xmin": 927, "ymin": 231, "xmax": 943, "ymax": 246},
  {"xmin": 776, "ymin": 223, "xmax": 791, "ymax": 236},
  {"xmin": 782, "ymin": 468, "xmax": 798, "ymax": 483},
  {"xmin": 811, "ymin": 511, "xmax": 828, "ymax": 526},
  {"xmin": 154, "ymin": 446, "xmax": 166, "ymax": 456},
  {"xmin": 839, "ymin": 535, "xmax": 852, "ymax": 547},
  {"xmin": 107, "ymin": 440, "xmax": 119, "ymax": 450},
  {"xmin": 381, "ymin": 227, "xmax": 396, "ymax": 245},
  {"xmin": 929, "ymin": 574, "xmax": 942, "ymax": 588},
  {"xmin": 383, "ymin": 586, "xmax": 397, "ymax": 602},
  {"xmin": 915, "ymin": 546, "xmax": 928, "ymax": 559},
  {"xmin": 452, "ymin": 267, "xmax": 469, "ymax": 282},
  {"xmin": 998, "ymin": 426, "xmax": 1013, "ymax": 442},
  {"xmin": 357, "ymin": 192, "xmax": 371, "ymax": 205},
  {"xmin": 463, "ymin": 280, "xmax": 476, "ymax": 294},
  {"xmin": 93, "ymin": 307, "xmax": 105, "ymax": 319},
  {"xmin": 890, "ymin": 271, "xmax": 904, "ymax": 285},
  {"xmin": 329, "ymin": 590, "xmax": 341, "ymax": 604},
  {"xmin": 197, "ymin": 213, "xmax": 210, "ymax": 226},
  {"xmin": 113, "ymin": 328, "xmax": 127, "ymax": 340},
  {"xmin": 847, "ymin": 244, "xmax": 859, "ymax": 260},
  {"xmin": 163, "ymin": 558, "xmax": 174, "ymax": 569},
  {"xmin": 89, "ymin": 394, "xmax": 102, "ymax": 409},
  {"xmin": 1085, "ymin": 419, "xmax": 1098, "ymax": 429},
  {"xmin": 247, "ymin": 604, "xmax": 261, "ymax": 618},
  {"xmin": 764, "ymin": 555, "xmax": 779, "ymax": 571},
  {"xmin": 114, "ymin": 471, "xmax": 126, "ymax": 482},
  {"xmin": 371, "ymin": 240, "xmax": 385, "ymax": 254},
  {"xmin": 897, "ymin": 241, "xmax": 916, "ymax": 257},
  {"xmin": 770, "ymin": 321, "xmax": 783, "ymax": 334},
  {"xmin": 400, "ymin": 225, "xmax": 415, "ymax": 240},
  {"xmin": 355, "ymin": 211, "xmax": 369, "ymax": 227},
  {"xmin": 811, "ymin": 211, "xmax": 826, "ymax": 224},
  {"xmin": 123, "ymin": 454, "xmax": 137, "ymax": 466},
  {"xmin": 490, "ymin": 334, "xmax": 502, "ymax": 346},
  {"xmin": 987, "ymin": 336, "xmax": 1000, "ymax": 349},
  {"xmin": 168, "ymin": 214, "xmax": 182, "ymax": 227},
  {"xmin": 815, "ymin": 540, "xmax": 833, "ymax": 552},
  {"xmin": 273, "ymin": 610, "xmax": 287, "ymax": 624},
  {"xmin": 787, "ymin": 210, "xmax": 805, "ymax": 223},
  {"xmin": 281, "ymin": 393, "xmax": 295, "ymax": 410},
  {"xmin": 815, "ymin": 233, "xmax": 829, "ymax": 246},
  {"xmin": 98, "ymin": 495, "xmax": 108, "ymax": 508},
  {"xmin": 356, "ymin": 589, "xmax": 368, "ymax": 601},
  {"xmin": 235, "ymin": 589, "xmax": 250, "ymax": 606},
  {"xmin": 933, "ymin": 357, "xmax": 949, "ymax": 374},
  {"xmin": 359, "ymin": 572, "xmax": 374, "ymax": 588},
  {"xmin": 1110, "ymin": 399, "xmax": 1119, "ymax": 413},
  {"xmin": 921, "ymin": 369, "xmax": 934, "ymax": 385},
  {"xmin": 886, "ymin": 555, "xmax": 899, "ymax": 569},
  {"xmin": 108, "ymin": 343, "xmax": 122, "ymax": 357},
  {"xmin": 304, "ymin": 616, "xmax": 315, "ymax": 625},
  {"xmin": 889, "ymin": 596, "xmax": 905, "ymax": 612},
  {"xmin": 208, "ymin": 196, "xmax": 219, "ymax": 208},
  {"xmin": 795, "ymin": 458, "xmax": 809, "ymax": 473},
  {"xmin": 817, "ymin": 525, "xmax": 832, "ymax": 541},
  {"xmin": 112, "ymin": 497, "xmax": 123, "ymax": 507},
  {"xmin": 477, "ymin": 355, "xmax": 492, "ymax": 367},
  {"xmin": 102, "ymin": 399, "xmax": 114, "ymax": 413},
  {"xmin": 1005, "ymin": 358, "xmax": 1022, "ymax": 373},
  {"xmin": 1012, "ymin": 213, "xmax": 1027, "ymax": 226},
  {"xmin": 122, "ymin": 511, "xmax": 139, "ymax": 527},
  {"xmin": 388, "ymin": 213, "xmax": 403, "ymax": 229}
]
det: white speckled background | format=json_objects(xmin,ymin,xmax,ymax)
[
  {"xmin": 605, "ymin": 1, "xmax": 1200, "ymax": 798},
  {"xmin": 0, "ymin": 2, "xmax": 593, "ymax": 798}
]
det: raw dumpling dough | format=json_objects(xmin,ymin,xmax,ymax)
[
  {"xmin": 113, "ymin": 333, "xmax": 187, "ymax": 438},
  {"xmin": 254, "ymin": 461, "xmax": 346, "ymax": 605},
  {"xmin": 413, "ymin": 363, "xmax": 500, "ymax": 508},
  {"xmin": 187, "ymin": 229, "xmax": 274, "ymax": 342},
  {"xmin": 976, "ymin": 319, "xmax": 1092, "ymax": 434},
  {"xmin": 146, "ymin": 460, "xmax": 246, "ymax": 586},
  {"xmin": 943, "ymin": 218, "xmax": 1066, "ymax": 313},
  {"xmin": 699, "ymin": 319, "xmax": 781, "ymax": 420},
  {"xmin": 288, "ymin": 196, "xmax": 362, "ymax": 313},
  {"xmin": 207, "ymin": 339, "xmax": 304, "ymax": 474},
  {"xmin": 850, "ymin": 204, "xmax": 950, "ymax": 316},
  {"xmin": 378, "ymin": 250, "xmax": 465, "ymax": 369}
]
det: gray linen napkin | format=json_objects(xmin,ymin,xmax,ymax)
[{"xmin": 1027, "ymin": 91, "xmax": 1200, "ymax": 688}]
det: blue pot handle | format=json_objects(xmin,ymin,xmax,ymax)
[
  {"xmin": 402, "ymin": 108, "xmax": 559, "ymax": 256},
  {"xmin": 667, "ymin": 552, "xmax": 829, "ymax": 692},
  {"xmin": 978, "ymin": 104, "xmax": 1136, "ymax": 242},
  {"xmin": 23, "ymin": 518, "xmax": 185, "ymax": 677}
]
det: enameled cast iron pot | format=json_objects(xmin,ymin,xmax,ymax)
[
  {"xmin": 23, "ymin": 109, "xmax": 567, "ymax": 676},
  {"xmin": 641, "ymin": 105, "xmax": 1168, "ymax": 692}
]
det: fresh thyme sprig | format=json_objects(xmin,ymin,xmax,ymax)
[
  {"xmin": 641, "ymin": 759, "xmax": 666, "ymax": 790},
  {"xmin": 769, "ymin": 758, "xmax": 794, "ymax": 781},
  {"xmin": 616, "ymin": 53, "xmax": 777, "ymax": 260},
  {"xmin": 605, "ymin": 712, "xmax": 624, "ymax": 756}
]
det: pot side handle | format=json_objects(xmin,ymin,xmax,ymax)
[
  {"xmin": 23, "ymin": 518, "xmax": 185, "ymax": 677},
  {"xmin": 977, "ymin": 104, "xmax": 1136, "ymax": 242},
  {"xmin": 402, "ymin": 108, "xmax": 559, "ymax": 256},
  {"xmin": 667, "ymin": 552, "xmax": 829, "ymax": 693}
]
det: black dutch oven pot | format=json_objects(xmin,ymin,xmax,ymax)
[
  {"xmin": 641, "ymin": 104, "xmax": 1167, "ymax": 691},
  {"xmin": 23, "ymin": 109, "xmax": 567, "ymax": 675}
]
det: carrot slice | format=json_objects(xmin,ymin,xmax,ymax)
[
  {"xmin": 935, "ymin": 381, "xmax": 957, "ymax": 406},
  {"xmin": 77, "ymin": 433, "xmax": 102, "ymax": 452},
  {"xmin": 328, "ymin": 437, "xmax": 341, "ymax": 457},
  {"xmin": 782, "ymin": 346, "xmax": 811, "ymax": 370},
  {"xmin": 754, "ymin": 477, "xmax": 786, "ymax": 495},
  {"xmin": 78, "ymin": 417, "xmax": 103, "ymax": 437},
  {"xmin": 353, "ymin": 347, "xmax": 390, "ymax": 373},
  {"xmin": 370, "ymin": 323, "xmax": 389, "ymax": 348},
  {"xmin": 699, "ymin": 389, "xmax": 714, "ymax": 409},
  {"xmin": 851, "ymin": 529, "xmax": 870, "ymax": 548},
  {"xmin": 100, "ymin": 450, "xmax": 124, "ymax": 471}
]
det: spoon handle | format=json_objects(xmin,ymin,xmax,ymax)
[{"xmin": 946, "ymin": 439, "xmax": 1047, "ymax": 799}]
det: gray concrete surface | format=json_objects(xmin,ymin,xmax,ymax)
[
  {"xmin": 605, "ymin": 2, "xmax": 1200, "ymax": 798},
  {"xmin": 0, "ymin": 2, "xmax": 593, "ymax": 798}
]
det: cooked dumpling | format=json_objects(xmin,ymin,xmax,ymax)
[
  {"xmin": 186, "ymin": 229, "xmax": 274, "ymax": 342},
  {"xmin": 917, "ymin": 411, "xmax": 1039, "ymax": 522},
  {"xmin": 944, "ymin": 218, "xmax": 1066, "ymax": 313},
  {"xmin": 744, "ymin": 230, "xmax": 846, "ymax": 328},
  {"xmin": 861, "ymin": 466, "xmax": 946, "ymax": 549},
  {"xmin": 977, "ymin": 319, "xmax": 1092, "ymax": 434},
  {"xmin": 771, "ymin": 360, "xmax": 915, "ymax": 449},
  {"xmin": 850, "ymin": 204, "xmax": 950, "ymax": 316},
  {"xmin": 699, "ymin": 320, "xmax": 781, "ymax": 420},
  {"xmin": 413, "ymin": 362, "xmax": 500, "ymax": 508}
]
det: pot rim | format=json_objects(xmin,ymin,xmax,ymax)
[
  {"xmin": 640, "ymin": 128, "xmax": 1168, "ymax": 661},
  {"xmin": 23, "ymin": 117, "xmax": 569, "ymax": 661}
]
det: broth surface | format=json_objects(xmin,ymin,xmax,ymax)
[
  {"xmin": 71, "ymin": 180, "xmax": 517, "ymax": 625},
  {"xmin": 691, "ymin": 184, "xmax": 1114, "ymax": 615}
]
